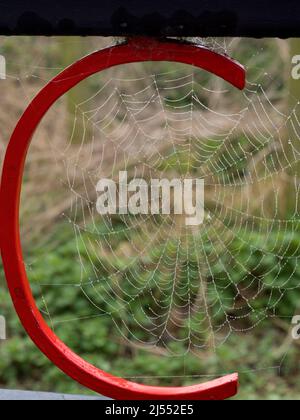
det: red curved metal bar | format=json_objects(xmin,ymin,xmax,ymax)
[{"xmin": 0, "ymin": 38, "xmax": 245, "ymax": 400}]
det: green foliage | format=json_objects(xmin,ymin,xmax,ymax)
[{"xmin": 1, "ymin": 222, "xmax": 300, "ymax": 398}]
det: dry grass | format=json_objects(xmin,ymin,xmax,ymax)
[{"xmin": 0, "ymin": 36, "xmax": 293, "ymax": 245}]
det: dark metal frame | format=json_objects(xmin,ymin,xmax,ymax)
[{"xmin": 0, "ymin": 1, "xmax": 299, "ymax": 37}]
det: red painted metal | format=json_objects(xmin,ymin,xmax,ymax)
[{"xmin": 0, "ymin": 38, "xmax": 245, "ymax": 400}]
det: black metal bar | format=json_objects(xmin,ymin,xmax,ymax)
[{"xmin": 0, "ymin": 0, "xmax": 299, "ymax": 38}]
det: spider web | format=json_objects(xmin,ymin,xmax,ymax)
[{"xmin": 9, "ymin": 37, "xmax": 300, "ymax": 384}]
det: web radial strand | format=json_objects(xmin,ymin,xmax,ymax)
[{"xmin": 14, "ymin": 38, "xmax": 300, "ymax": 384}]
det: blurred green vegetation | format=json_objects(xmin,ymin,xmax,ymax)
[{"xmin": 1, "ymin": 221, "xmax": 300, "ymax": 399}]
